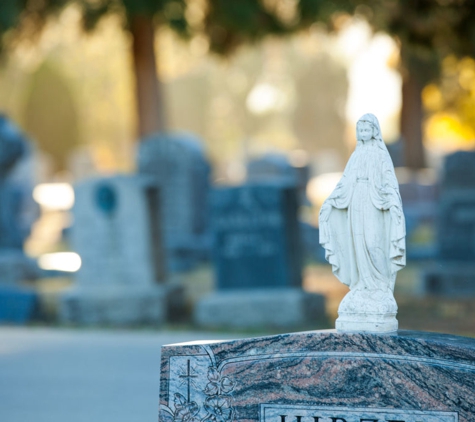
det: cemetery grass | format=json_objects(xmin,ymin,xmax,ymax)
[
  {"xmin": 304, "ymin": 263, "xmax": 475, "ymax": 338},
  {"xmin": 25, "ymin": 263, "xmax": 475, "ymax": 338}
]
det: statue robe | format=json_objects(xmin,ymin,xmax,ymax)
[{"xmin": 319, "ymin": 142, "xmax": 406, "ymax": 292}]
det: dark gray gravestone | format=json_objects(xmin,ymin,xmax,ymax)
[
  {"xmin": 137, "ymin": 132, "xmax": 211, "ymax": 272},
  {"xmin": 399, "ymin": 180, "xmax": 438, "ymax": 261},
  {"xmin": 159, "ymin": 331, "xmax": 475, "ymax": 422},
  {"xmin": 442, "ymin": 150, "xmax": 475, "ymax": 190},
  {"xmin": 247, "ymin": 153, "xmax": 310, "ymax": 204},
  {"xmin": 425, "ymin": 151, "xmax": 475, "ymax": 295},
  {"xmin": 0, "ymin": 115, "xmax": 39, "ymax": 323},
  {"xmin": 438, "ymin": 151, "xmax": 475, "ymax": 261},
  {"xmin": 438, "ymin": 191, "xmax": 475, "ymax": 261},
  {"xmin": 194, "ymin": 183, "xmax": 325, "ymax": 330},
  {"xmin": 211, "ymin": 183, "xmax": 302, "ymax": 290},
  {"xmin": 300, "ymin": 221, "xmax": 326, "ymax": 262},
  {"xmin": 0, "ymin": 115, "xmax": 30, "ymax": 251},
  {"xmin": 247, "ymin": 153, "xmax": 299, "ymax": 185}
]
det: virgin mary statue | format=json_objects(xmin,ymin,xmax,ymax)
[{"xmin": 319, "ymin": 113, "xmax": 406, "ymax": 333}]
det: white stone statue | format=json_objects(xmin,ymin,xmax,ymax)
[{"xmin": 319, "ymin": 113, "xmax": 406, "ymax": 333}]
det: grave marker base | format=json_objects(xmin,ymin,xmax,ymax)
[
  {"xmin": 194, "ymin": 288, "xmax": 326, "ymax": 330},
  {"xmin": 59, "ymin": 283, "xmax": 183, "ymax": 326}
]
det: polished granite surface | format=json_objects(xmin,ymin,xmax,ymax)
[{"xmin": 159, "ymin": 330, "xmax": 475, "ymax": 422}]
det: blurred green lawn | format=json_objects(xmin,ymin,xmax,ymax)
[{"xmin": 30, "ymin": 262, "xmax": 475, "ymax": 338}]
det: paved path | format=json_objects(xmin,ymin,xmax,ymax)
[{"xmin": 0, "ymin": 327, "xmax": 240, "ymax": 422}]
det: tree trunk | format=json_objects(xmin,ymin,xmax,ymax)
[
  {"xmin": 400, "ymin": 54, "xmax": 427, "ymax": 170},
  {"xmin": 130, "ymin": 15, "xmax": 167, "ymax": 139}
]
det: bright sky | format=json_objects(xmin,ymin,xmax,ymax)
[{"xmin": 336, "ymin": 19, "xmax": 402, "ymax": 142}]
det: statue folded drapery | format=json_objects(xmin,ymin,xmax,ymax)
[{"xmin": 319, "ymin": 113, "xmax": 406, "ymax": 333}]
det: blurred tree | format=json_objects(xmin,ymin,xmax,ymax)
[
  {"xmin": 0, "ymin": 0, "xmax": 293, "ymax": 142},
  {"xmin": 2, "ymin": 0, "xmax": 475, "ymax": 163},
  {"xmin": 423, "ymin": 56, "xmax": 475, "ymax": 152},
  {"xmin": 299, "ymin": 0, "xmax": 475, "ymax": 169},
  {"xmin": 0, "ymin": 0, "xmax": 190, "ymax": 139},
  {"xmin": 24, "ymin": 60, "xmax": 80, "ymax": 171},
  {"xmin": 204, "ymin": 0, "xmax": 475, "ymax": 169}
]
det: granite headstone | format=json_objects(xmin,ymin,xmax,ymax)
[
  {"xmin": 247, "ymin": 153, "xmax": 310, "ymax": 204},
  {"xmin": 0, "ymin": 115, "xmax": 39, "ymax": 322},
  {"xmin": 60, "ymin": 175, "xmax": 181, "ymax": 325},
  {"xmin": 137, "ymin": 132, "xmax": 211, "ymax": 272},
  {"xmin": 247, "ymin": 153, "xmax": 299, "ymax": 185},
  {"xmin": 194, "ymin": 183, "xmax": 325, "ymax": 329},
  {"xmin": 399, "ymin": 179, "xmax": 438, "ymax": 260},
  {"xmin": 159, "ymin": 330, "xmax": 475, "ymax": 422},
  {"xmin": 211, "ymin": 183, "xmax": 302, "ymax": 290},
  {"xmin": 425, "ymin": 151, "xmax": 475, "ymax": 295}
]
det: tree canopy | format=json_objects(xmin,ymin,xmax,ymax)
[{"xmin": 2, "ymin": 1, "xmax": 475, "ymax": 165}]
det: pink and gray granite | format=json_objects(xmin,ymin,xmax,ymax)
[{"xmin": 159, "ymin": 330, "xmax": 475, "ymax": 422}]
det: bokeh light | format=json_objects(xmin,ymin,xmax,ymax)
[
  {"xmin": 38, "ymin": 252, "xmax": 81, "ymax": 272},
  {"xmin": 33, "ymin": 183, "xmax": 75, "ymax": 211}
]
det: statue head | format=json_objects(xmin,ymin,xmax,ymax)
[
  {"xmin": 355, "ymin": 113, "xmax": 388, "ymax": 154},
  {"xmin": 357, "ymin": 121, "xmax": 374, "ymax": 143}
]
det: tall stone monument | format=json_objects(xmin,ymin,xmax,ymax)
[
  {"xmin": 319, "ymin": 114, "xmax": 406, "ymax": 333},
  {"xmin": 137, "ymin": 132, "xmax": 211, "ymax": 272},
  {"xmin": 60, "ymin": 175, "xmax": 181, "ymax": 326}
]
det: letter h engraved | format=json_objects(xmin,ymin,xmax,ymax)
[{"xmin": 280, "ymin": 416, "xmax": 306, "ymax": 422}]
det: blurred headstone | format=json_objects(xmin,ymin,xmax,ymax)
[
  {"xmin": 0, "ymin": 115, "xmax": 39, "ymax": 323},
  {"xmin": 397, "ymin": 170, "xmax": 439, "ymax": 260},
  {"xmin": 425, "ymin": 151, "xmax": 475, "ymax": 295},
  {"xmin": 137, "ymin": 133, "xmax": 211, "ymax": 272},
  {"xmin": 0, "ymin": 285, "xmax": 37, "ymax": 323},
  {"xmin": 247, "ymin": 153, "xmax": 310, "ymax": 204},
  {"xmin": 299, "ymin": 221, "xmax": 326, "ymax": 262},
  {"xmin": 211, "ymin": 183, "xmax": 302, "ymax": 290},
  {"xmin": 441, "ymin": 151, "xmax": 475, "ymax": 190},
  {"xmin": 386, "ymin": 139, "xmax": 404, "ymax": 168},
  {"xmin": 194, "ymin": 183, "xmax": 325, "ymax": 329},
  {"xmin": 247, "ymin": 153, "xmax": 298, "ymax": 185},
  {"xmin": 0, "ymin": 115, "xmax": 33, "ymax": 251},
  {"xmin": 60, "ymin": 175, "xmax": 182, "ymax": 326}
]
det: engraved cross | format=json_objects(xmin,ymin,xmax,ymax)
[{"xmin": 179, "ymin": 359, "xmax": 198, "ymax": 402}]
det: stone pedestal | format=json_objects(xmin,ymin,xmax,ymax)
[
  {"xmin": 336, "ymin": 288, "xmax": 398, "ymax": 333},
  {"xmin": 159, "ymin": 330, "xmax": 475, "ymax": 422},
  {"xmin": 194, "ymin": 288, "xmax": 326, "ymax": 330}
]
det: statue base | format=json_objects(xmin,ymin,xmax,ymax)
[{"xmin": 335, "ymin": 288, "xmax": 398, "ymax": 333}]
